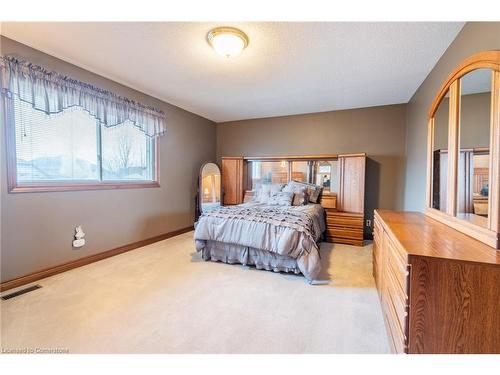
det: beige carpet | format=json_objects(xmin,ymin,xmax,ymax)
[{"xmin": 0, "ymin": 232, "xmax": 390, "ymax": 353}]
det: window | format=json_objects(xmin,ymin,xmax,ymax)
[
  {"xmin": 8, "ymin": 97, "xmax": 157, "ymax": 192},
  {"xmin": 101, "ymin": 122, "xmax": 155, "ymax": 181}
]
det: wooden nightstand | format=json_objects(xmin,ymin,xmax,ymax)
[
  {"xmin": 325, "ymin": 211, "xmax": 364, "ymax": 246},
  {"xmin": 319, "ymin": 193, "xmax": 364, "ymax": 246}
]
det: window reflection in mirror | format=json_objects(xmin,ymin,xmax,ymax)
[
  {"xmin": 432, "ymin": 90, "xmax": 450, "ymax": 212},
  {"xmin": 248, "ymin": 161, "xmax": 289, "ymax": 190},
  {"xmin": 200, "ymin": 162, "xmax": 221, "ymax": 212},
  {"xmin": 291, "ymin": 161, "xmax": 310, "ymax": 183},
  {"xmin": 457, "ymin": 69, "xmax": 492, "ymax": 228}
]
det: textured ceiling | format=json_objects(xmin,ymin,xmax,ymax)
[{"xmin": 1, "ymin": 22, "xmax": 465, "ymax": 122}]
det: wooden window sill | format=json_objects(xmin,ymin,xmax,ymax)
[{"xmin": 9, "ymin": 182, "xmax": 160, "ymax": 193}]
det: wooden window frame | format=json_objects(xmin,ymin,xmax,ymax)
[
  {"xmin": 3, "ymin": 96, "xmax": 160, "ymax": 193},
  {"xmin": 425, "ymin": 50, "xmax": 500, "ymax": 249}
]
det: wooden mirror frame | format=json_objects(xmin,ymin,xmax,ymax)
[{"xmin": 426, "ymin": 50, "xmax": 500, "ymax": 249}]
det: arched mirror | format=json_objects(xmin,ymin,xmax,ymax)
[
  {"xmin": 426, "ymin": 51, "xmax": 500, "ymax": 249},
  {"xmin": 198, "ymin": 162, "xmax": 221, "ymax": 215}
]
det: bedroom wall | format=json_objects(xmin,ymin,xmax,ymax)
[
  {"xmin": 216, "ymin": 104, "xmax": 407, "ymax": 233},
  {"xmin": 0, "ymin": 36, "xmax": 216, "ymax": 282},
  {"xmin": 404, "ymin": 22, "xmax": 500, "ymax": 211}
]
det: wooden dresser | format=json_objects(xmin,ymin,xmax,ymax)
[{"xmin": 374, "ymin": 209, "xmax": 500, "ymax": 354}]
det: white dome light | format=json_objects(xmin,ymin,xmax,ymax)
[{"xmin": 207, "ymin": 27, "xmax": 249, "ymax": 58}]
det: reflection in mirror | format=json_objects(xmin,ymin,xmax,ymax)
[
  {"xmin": 200, "ymin": 162, "xmax": 221, "ymax": 213},
  {"xmin": 248, "ymin": 161, "xmax": 289, "ymax": 190},
  {"xmin": 290, "ymin": 160, "xmax": 339, "ymax": 193},
  {"xmin": 457, "ymin": 69, "xmax": 492, "ymax": 228},
  {"xmin": 291, "ymin": 161, "xmax": 310, "ymax": 182},
  {"xmin": 432, "ymin": 90, "xmax": 450, "ymax": 212},
  {"xmin": 315, "ymin": 160, "xmax": 339, "ymax": 193}
]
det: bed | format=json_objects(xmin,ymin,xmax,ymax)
[{"xmin": 194, "ymin": 201, "xmax": 325, "ymax": 282}]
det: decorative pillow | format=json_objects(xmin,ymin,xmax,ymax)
[
  {"xmin": 254, "ymin": 183, "xmax": 285, "ymax": 204},
  {"xmin": 267, "ymin": 191, "xmax": 294, "ymax": 206},
  {"xmin": 290, "ymin": 180, "xmax": 323, "ymax": 203},
  {"xmin": 292, "ymin": 189, "xmax": 309, "ymax": 206},
  {"xmin": 282, "ymin": 183, "xmax": 309, "ymax": 206}
]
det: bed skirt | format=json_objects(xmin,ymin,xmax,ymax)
[{"xmin": 199, "ymin": 240, "xmax": 303, "ymax": 276}]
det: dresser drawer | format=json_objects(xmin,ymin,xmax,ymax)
[
  {"xmin": 387, "ymin": 245, "xmax": 409, "ymax": 294},
  {"xmin": 386, "ymin": 233, "xmax": 408, "ymax": 268},
  {"xmin": 373, "ymin": 221, "xmax": 382, "ymax": 259},
  {"xmin": 383, "ymin": 290, "xmax": 407, "ymax": 354},
  {"xmin": 388, "ymin": 257, "xmax": 408, "ymax": 300},
  {"xmin": 386, "ymin": 263, "xmax": 409, "ymax": 332}
]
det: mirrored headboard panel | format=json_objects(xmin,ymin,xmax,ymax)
[{"xmin": 245, "ymin": 156, "xmax": 339, "ymax": 194}]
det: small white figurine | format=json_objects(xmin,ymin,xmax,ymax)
[{"xmin": 75, "ymin": 225, "xmax": 85, "ymax": 240}]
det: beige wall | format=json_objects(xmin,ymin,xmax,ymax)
[
  {"xmin": 216, "ymin": 104, "xmax": 407, "ymax": 233},
  {"xmin": 404, "ymin": 22, "xmax": 500, "ymax": 211},
  {"xmin": 0, "ymin": 36, "xmax": 216, "ymax": 281}
]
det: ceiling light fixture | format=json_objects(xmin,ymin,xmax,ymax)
[{"xmin": 207, "ymin": 27, "xmax": 249, "ymax": 58}]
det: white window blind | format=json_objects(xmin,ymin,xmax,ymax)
[
  {"xmin": 101, "ymin": 122, "xmax": 154, "ymax": 181},
  {"xmin": 13, "ymin": 97, "xmax": 155, "ymax": 186}
]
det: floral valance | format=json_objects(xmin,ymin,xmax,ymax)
[{"xmin": 0, "ymin": 56, "xmax": 166, "ymax": 138}]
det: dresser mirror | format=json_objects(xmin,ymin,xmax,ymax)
[
  {"xmin": 457, "ymin": 69, "xmax": 492, "ymax": 227},
  {"xmin": 426, "ymin": 51, "xmax": 500, "ymax": 248},
  {"xmin": 199, "ymin": 162, "xmax": 221, "ymax": 213},
  {"xmin": 431, "ymin": 89, "xmax": 450, "ymax": 213}
]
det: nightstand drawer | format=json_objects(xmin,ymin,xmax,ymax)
[
  {"xmin": 326, "ymin": 227, "xmax": 363, "ymax": 240},
  {"xmin": 326, "ymin": 236, "xmax": 364, "ymax": 246},
  {"xmin": 319, "ymin": 194, "xmax": 337, "ymax": 209},
  {"xmin": 326, "ymin": 212, "xmax": 363, "ymax": 228}
]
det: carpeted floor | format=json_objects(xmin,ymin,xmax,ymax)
[{"xmin": 0, "ymin": 232, "xmax": 390, "ymax": 353}]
